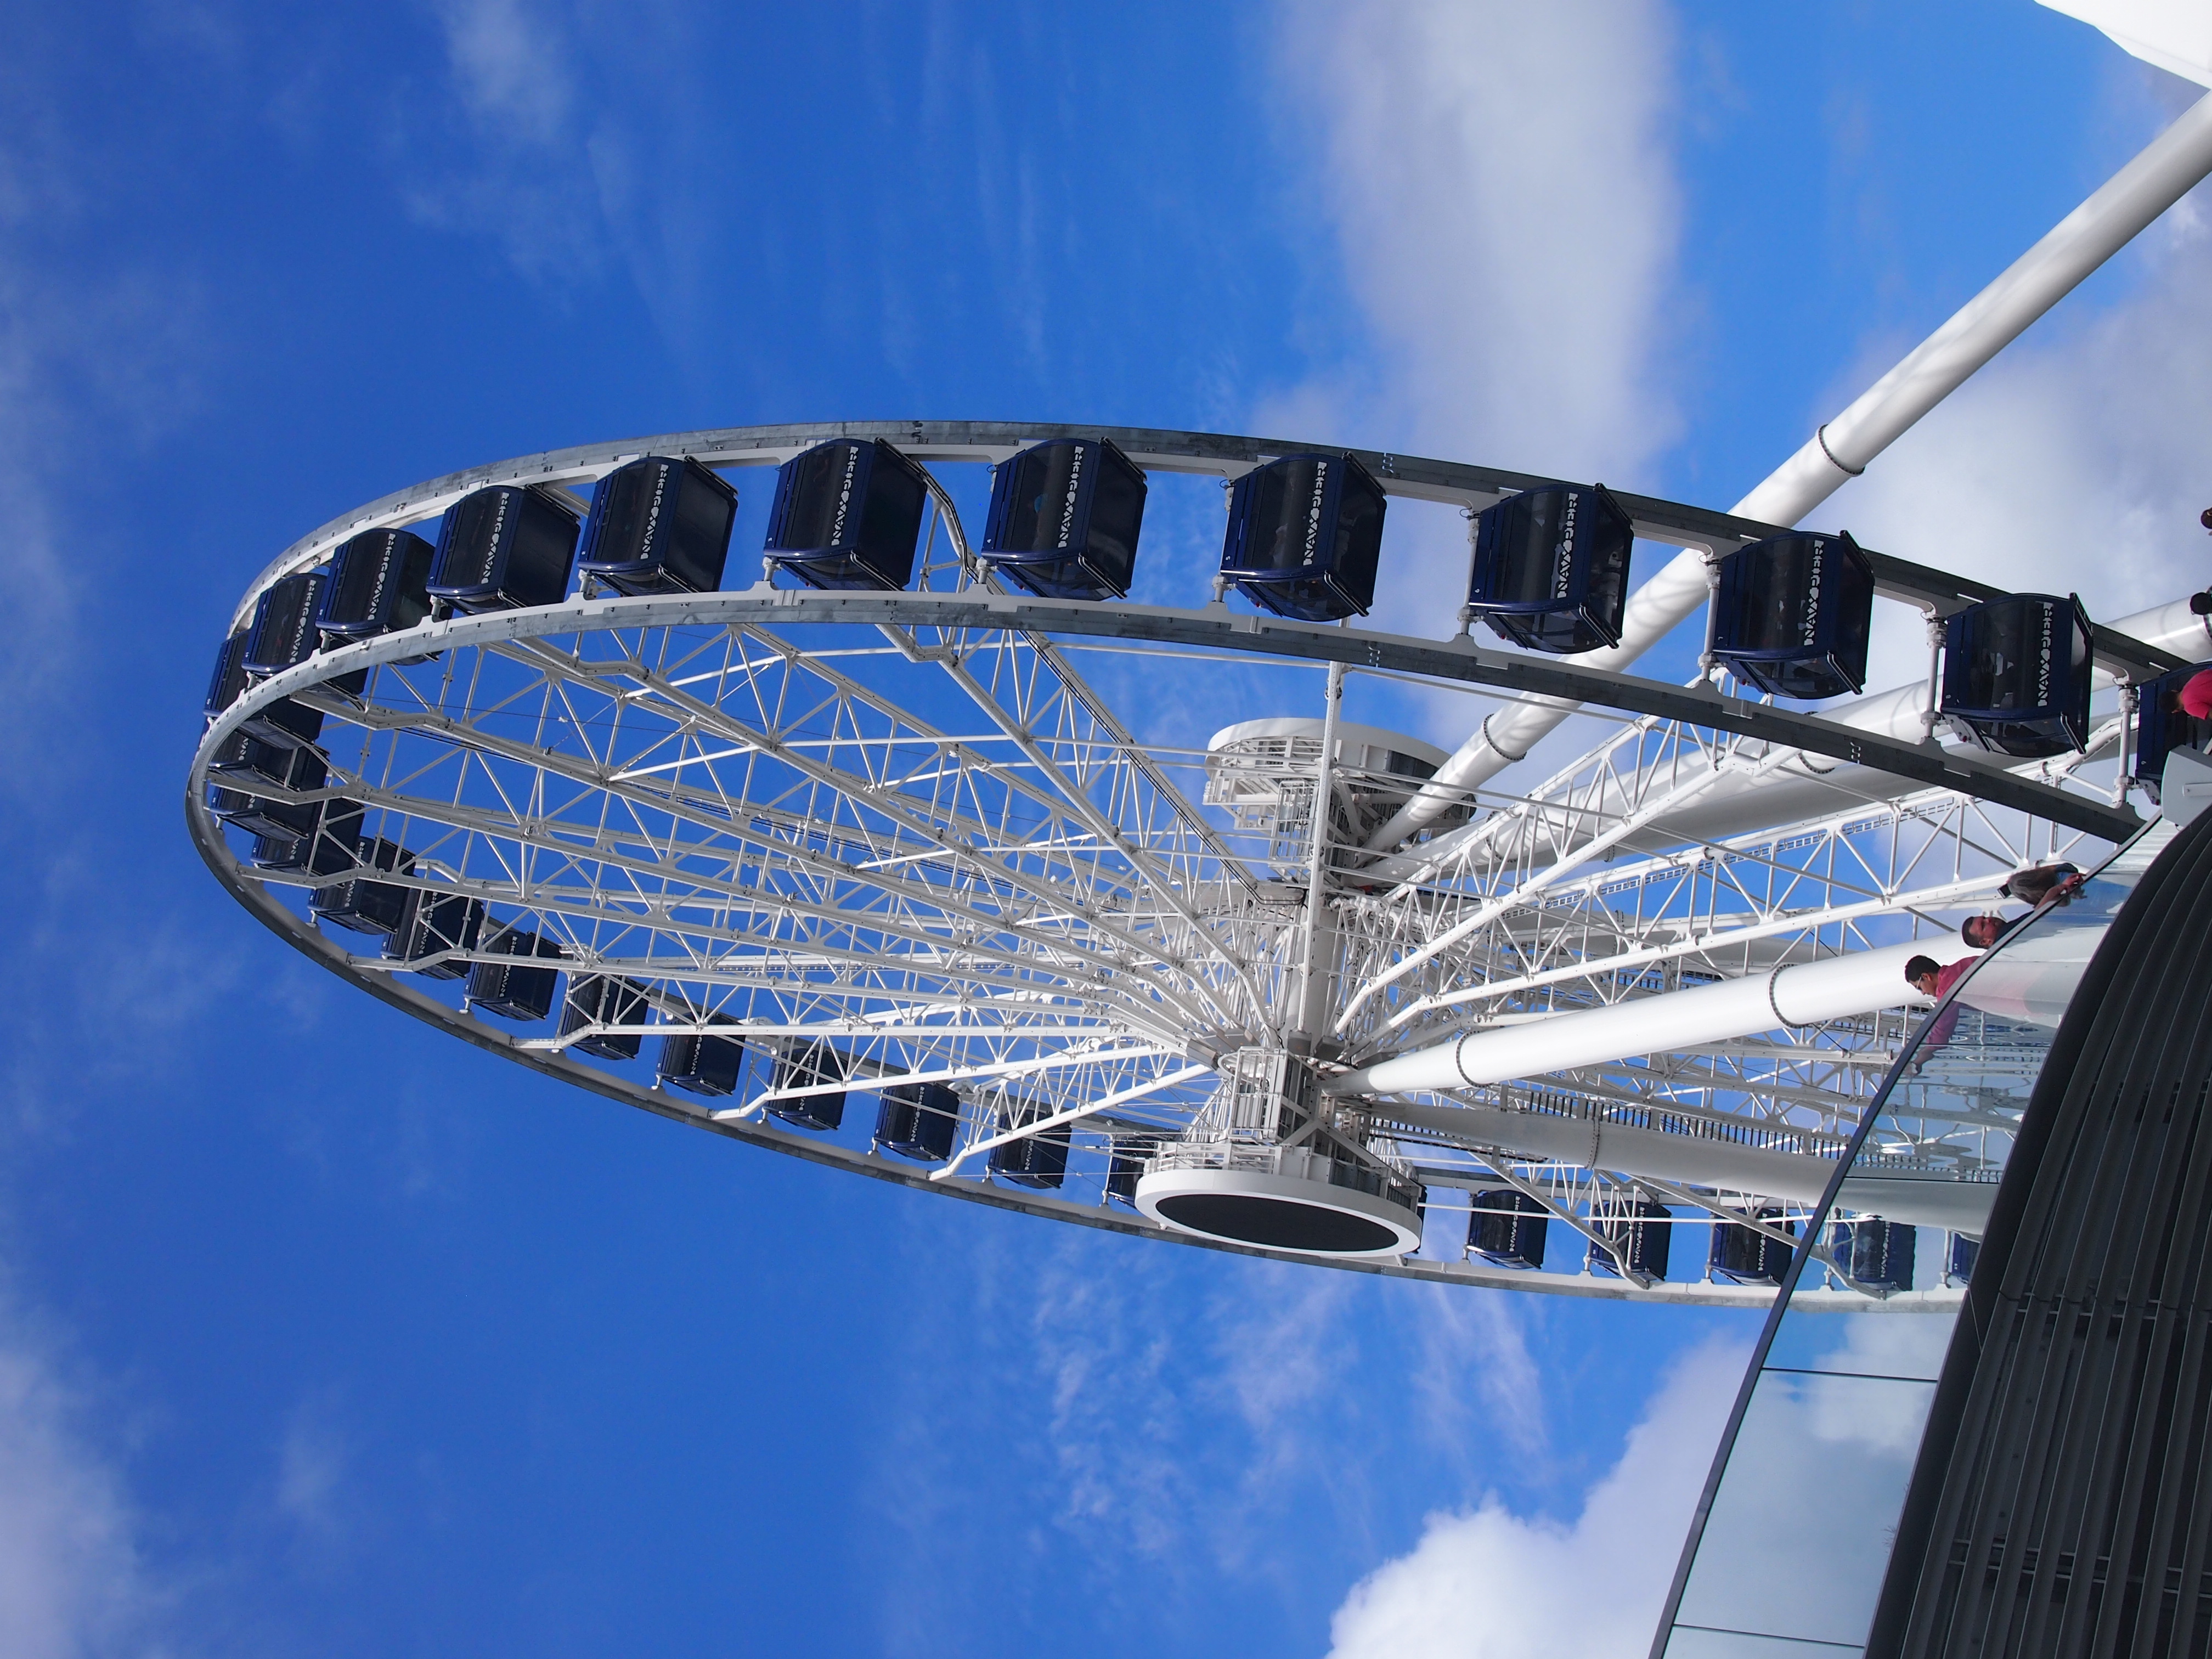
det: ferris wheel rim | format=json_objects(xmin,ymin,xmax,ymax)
[
  {"xmin": 201, "ymin": 585, "xmax": 2135, "ymax": 846},
  {"xmin": 196, "ymin": 420, "xmax": 2130, "ymax": 1311},
  {"xmin": 184, "ymin": 584, "xmax": 1997, "ymax": 1311}
]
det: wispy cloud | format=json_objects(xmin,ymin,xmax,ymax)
[
  {"xmin": 868, "ymin": 1207, "xmax": 1559, "ymax": 1655},
  {"xmin": 435, "ymin": 0, "xmax": 574, "ymax": 149},
  {"xmin": 1258, "ymin": 0, "xmax": 1681, "ymax": 484},
  {"xmin": 1836, "ymin": 166, "xmax": 2212, "ymax": 689},
  {"xmin": 405, "ymin": 0, "xmax": 605, "ymax": 287},
  {"xmin": 1253, "ymin": 0, "xmax": 1683, "ymax": 732},
  {"xmin": 1405, "ymin": 1280, "xmax": 1545, "ymax": 1466},
  {"xmin": 0, "ymin": 1291, "xmax": 160, "ymax": 1658},
  {"xmin": 0, "ymin": 185, "xmax": 205, "ymax": 795},
  {"xmin": 276, "ymin": 1391, "xmax": 352, "ymax": 1553},
  {"xmin": 1324, "ymin": 1335, "xmax": 1744, "ymax": 1659}
]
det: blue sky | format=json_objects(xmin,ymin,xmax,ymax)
[{"xmin": 2, "ymin": 4, "xmax": 2208, "ymax": 1657}]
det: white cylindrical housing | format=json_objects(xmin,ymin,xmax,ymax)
[
  {"xmin": 1328, "ymin": 939, "xmax": 1970, "ymax": 1100},
  {"xmin": 1136, "ymin": 1165, "xmax": 1424, "ymax": 1258}
]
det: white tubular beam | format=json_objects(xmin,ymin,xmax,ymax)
[
  {"xmin": 1364, "ymin": 91, "xmax": 2212, "ymax": 854},
  {"xmin": 1368, "ymin": 588, "xmax": 2203, "ymax": 890},
  {"xmin": 1383, "ymin": 871, "xmax": 2005, "ymax": 1032},
  {"xmin": 2107, "ymin": 594, "xmax": 2212, "ymax": 662},
  {"xmin": 1325, "ymin": 938, "xmax": 1970, "ymax": 1100},
  {"xmin": 1333, "ymin": 741, "xmax": 1801, "ymax": 1034},
  {"xmin": 929, "ymin": 1064, "xmax": 1214, "ymax": 1181},
  {"xmin": 1375, "ymin": 1099, "xmax": 1993, "ymax": 1232}
]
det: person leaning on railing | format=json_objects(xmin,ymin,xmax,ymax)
[
  {"xmin": 1905, "ymin": 953, "xmax": 1978, "ymax": 1071},
  {"xmin": 1997, "ymin": 862, "xmax": 2084, "ymax": 907},
  {"xmin": 2162, "ymin": 672, "xmax": 2212, "ymax": 725},
  {"xmin": 1957, "ymin": 862, "xmax": 2084, "ymax": 951}
]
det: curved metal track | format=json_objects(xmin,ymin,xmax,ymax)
[{"xmin": 191, "ymin": 422, "xmax": 2142, "ymax": 1308}]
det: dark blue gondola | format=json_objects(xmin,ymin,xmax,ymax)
[
  {"xmin": 988, "ymin": 1104, "xmax": 1070, "ymax": 1189},
  {"xmin": 204, "ymin": 635, "xmax": 318, "ymax": 809},
  {"xmin": 466, "ymin": 927, "xmax": 565, "ymax": 1022},
  {"xmin": 310, "ymin": 837, "xmax": 416, "ymax": 936},
  {"xmin": 1588, "ymin": 1199, "xmax": 1671, "ymax": 1280},
  {"xmin": 769, "ymin": 1040, "xmax": 845, "ymax": 1131},
  {"xmin": 2132, "ymin": 661, "xmax": 2212, "ymax": 803},
  {"xmin": 319, "ymin": 528, "xmax": 437, "ymax": 643},
  {"xmin": 216, "ymin": 785, "xmax": 318, "ymax": 845},
  {"xmin": 243, "ymin": 572, "xmax": 327, "ymax": 678},
  {"xmin": 1707, "ymin": 1208, "xmax": 1795, "ymax": 1286},
  {"xmin": 763, "ymin": 438, "xmax": 931, "ymax": 591},
  {"xmin": 978, "ymin": 437, "xmax": 1148, "ymax": 601},
  {"xmin": 577, "ymin": 456, "xmax": 738, "ymax": 597},
  {"xmin": 1220, "ymin": 452, "xmax": 1386, "ymax": 623},
  {"xmin": 1945, "ymin": 1231, "xmax": 1980, "ymax": 1288},
  {"xmin": 1466, "ymin": 483, "xmax": 1634, "ymax": 653},
  {"xmin": 241, "ymin": 697, "xmax": 323, "ymax": 752},
  {"xmin": 657, "ymin": 1028, "xmax": 748, "ymax": 1097},
  {"xmin": 1711, "ymin": 531, "xmax": 1875, "ymax": 698},
  {"xmin": 203, "ymin": 775, "xmax": 254, "ymax": 825},
  {"xmin": 561, "ymin": 974, "xmax": 651, "ymax": 1060},
  {"xmin": 1833, "ymin": 1217, "xmax": 1916, "ymax": 1291},
  {"xmin": 1941, "ymin": 593, "xmax": 2094, "ymax": 757},
  {"xmin": 221, "ymin": 792, "xmax": 320, "ymax": 843},
  {"xmin": 427, "ymin": 484, "xmax": 583, "ymax": 614},
  {"xmin": 243, "ymin": 800, "xmax": 360, "ymax": 879},
  {"xmin": 238, "ymin": 800, "xmax": 358, "ymax": 876},
  {"xmin": 205, "ymin": 631, "xmax": 251, "ymax": 725},
  {"xmin": 1104, "ymin": 1136, "xmax": 1158, "ymax": 1205},
  {"xmin": 207, "ymin": 734, "xmax": 328, "ymax": 840},
  {"xmin": 1468, "ymin": 1189, "xmax": 1548, "ymax": 1269},
  {"xmin": 876, "ymin": 1081, "xmax": 961, "ymax": 1163},
  {"xmin": 251, "ymin": 832, "xmax": 308, "ymax": 871},
  {"xmin": 240, "ymin": 573, "xmax": 331, "ymax": 749},
  {"xmin": 384, "ymin": 891, "xmax": 485, "ymax": 979},
  {"xmin": 292, "ymin": 802, "xmax": 365, "ymax": 883}
]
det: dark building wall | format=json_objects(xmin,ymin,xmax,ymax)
[{"xmin": 1872, "ymin": 810, "xmax": 2212, "ymax": 1657}]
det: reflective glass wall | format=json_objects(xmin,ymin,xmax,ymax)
[{"xmin": 1655, "ymin": 825, "xmax": 2170, "ymax": 1657}]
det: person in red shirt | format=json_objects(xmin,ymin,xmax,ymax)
[
  {"xmin": 2171, "ymin": 670, "xmax": 2212, "ymax": 723},
  {"xmin": 1905, "ymin": 952, "xmax": 1978, "ymax": 1066}
]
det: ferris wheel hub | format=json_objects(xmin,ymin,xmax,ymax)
[
  {"xmin": 1134, "ymin": 1155, "xmax": 1425, "ymax": 1259},
  {"xmin": 1204, "ymin": 716, "xmax": 1469, "ymax": 848}
]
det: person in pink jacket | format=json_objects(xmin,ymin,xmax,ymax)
[{"xmin": 1905, "ymin": 952, "xmax": 1978, "ymax": 1066}]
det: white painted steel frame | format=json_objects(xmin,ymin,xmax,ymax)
[{"xmin": 192, "ymin": 424, "xmax": 2139, "ymax": 1310}]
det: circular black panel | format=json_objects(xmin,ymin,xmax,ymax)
[{"xmin": 1155, "ymin": 1192, "xmax": 1398, "ymax": 1254}]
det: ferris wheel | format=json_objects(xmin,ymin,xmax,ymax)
[
  {"xmin": 188, "ymin": 50, "xmax": 2212, "ymax": 1311},
  {"xmin": 185, "ymin": 405, "xmax": 2198, "ymax": 1311}
]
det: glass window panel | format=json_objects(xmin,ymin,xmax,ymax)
[
  {"xmin": 1675, "ymin": 1370, "xmax": 1934, "ymax": 1647},
  {"xmin": 1661, "ymin": 831, "xmax": 2168, "ymax": 1657},
  {"xmin": 1666, "ymin": 1627, "xmax": 1863, "ymax": 1656}
]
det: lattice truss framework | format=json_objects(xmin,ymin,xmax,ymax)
[{"xmin": 191, "ymin": 426, "xmax": 2142, "ymax": 1304}]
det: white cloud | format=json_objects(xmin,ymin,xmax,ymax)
[
  {"xmin": 1260, "ymin": 0, "xmax": 1680, "ymax": 482},
  {"xmin": 433, "ymin": 0, "xmax": 575, "ymax": 149},
  {"xmin": 407, "ymin": 0, "xmax": 605, "ymax": 286},
  {"xmin": 1256, "ymin": 0, "xmax": 1683, "ymax": 733},
  {"xmin": 0, "ymin": 1297, "xmax": 159, "ymax": 1659},
  {"xmin": 1831, "ymin": 137, "xmax": 2212, "ymax": 691},
  {"xmin": 275, "ymin": 1394, "xmax": 351, "ymax": 1545},
  {"xmin": 1324, "ymin": 1334, "xmax": 1744, "ymax": 1659}
]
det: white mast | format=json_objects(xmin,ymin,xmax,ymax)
[{"xmin": 1364, "ymin": 88, "xmax": 2212, "ymax": 854}]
